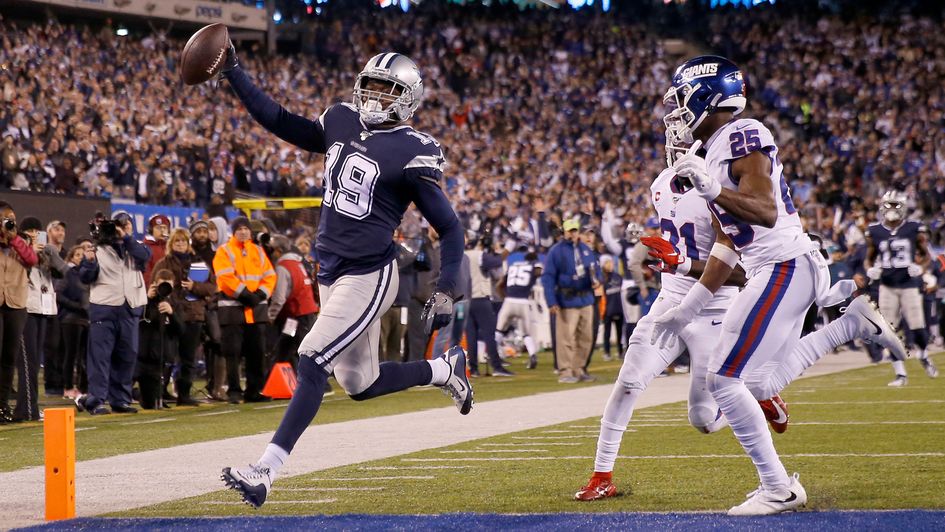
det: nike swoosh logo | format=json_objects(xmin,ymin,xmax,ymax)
[
  {"xmin": 735, "ymin": 123, "xmax": 751, "ymax": 130},
  {"xmin": 773, "ymin": 491, "xmax": 797, "ymax": 504},
  {"xmin": 711, "ymin": 320, "xmax": 723, "ymax": 326},
  {"xmin": 864, "ymin": 316, "xmax": 883, "ymax": 335},
  {"xmin": 772, "ymin": 403, "xmax": 788, "ymax": 424}
]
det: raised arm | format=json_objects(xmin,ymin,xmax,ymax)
[{"xmin": 224, "ymin": 66, "xmax": 327, "ymax": 154}]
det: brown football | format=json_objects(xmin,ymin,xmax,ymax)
[{"xmin": 180, "ymin": 23, "xmax": 229, "ymax": 86}]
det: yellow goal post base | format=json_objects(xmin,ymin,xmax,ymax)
[{"xmin": 232, "ymin": 197, "xmax": 323, "ymax": 217}]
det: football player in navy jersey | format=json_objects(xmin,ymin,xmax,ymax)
[
  {"xmin": 495, "ymin": 252, "xmax": 543, "ymax": 369},
  {"xmin": 216, "ymin": 47, "xmax": 471, "ymax": 508},
  {"xmin": 866, "ymin": 191, "xmax": 939, "ymax": 386}
]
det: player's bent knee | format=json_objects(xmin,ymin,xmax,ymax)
[
  {"xmin": 689, "ymin": 404, "xmax": 720, "ymax": 433},
  {"xmin": 335, "ymin": 370, "xmax": 374, "ymax": 399}
]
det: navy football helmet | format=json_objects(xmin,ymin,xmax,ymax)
[{"xmin": 663, "ymin": 55, "xmax": 746, "ymax": 166}]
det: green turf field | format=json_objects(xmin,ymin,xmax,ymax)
[
  {"xmin": 118, "ymin": 353, "xmax": 945, "ymax": 517},
  {"xmin": 0, "ymin": 352, "xmax": 625, "ymax": 471}
]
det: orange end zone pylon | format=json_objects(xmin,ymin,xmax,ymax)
[{"xmin": 44, "ymin": 407, "xmax": 76, "ymax": 521}]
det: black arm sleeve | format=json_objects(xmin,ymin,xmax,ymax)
[{"xmin": 224, "ymin": 66, "xmax": 327, "ymax": 154}]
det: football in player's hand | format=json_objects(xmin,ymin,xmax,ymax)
[{"xmin": 180, "ymin": 23, "xmax": 229, "ymax": 85}]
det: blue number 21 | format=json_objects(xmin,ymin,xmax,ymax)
[{"xmin": 660, "ymin": 219, "xmax": 700, "ymax": 261}]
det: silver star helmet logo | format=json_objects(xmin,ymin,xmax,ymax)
[{"xmin": 360, "ymin": 131, "xmax": 373, "ymax": 141}]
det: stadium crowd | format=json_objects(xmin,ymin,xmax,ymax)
[{"xmin": 0, "ymin": 1, "xmax": 944, "ymax": 421}]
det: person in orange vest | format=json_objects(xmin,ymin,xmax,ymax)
[
  {"xmin": 213, "ymin": 217, "xmax": 277, "ymax": 404},
  {"xmin": 267, "ymin": 235, "xmax": 317, "ymax": 374}
]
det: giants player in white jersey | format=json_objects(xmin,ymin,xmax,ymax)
[
  {"xmin": 574, "ymin": 165, "xmax": 748, "ymax": 502},
  {"xmin": 651, "ymin": 56, "xmax": 907, "ymax": 515}
]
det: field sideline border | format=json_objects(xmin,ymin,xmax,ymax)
[{"xmin": 18, "ymin": 510, "xmax": 945, "ymax": 531}]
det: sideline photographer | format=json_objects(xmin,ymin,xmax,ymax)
[
  {"xmin": 137, "ymin": 269, "xmax": 184, "ymax": 409},
  {"xmin": 76, "ymin": 212, "xmax": 151, "ymax": 415},
  {"xmin": 19, "ymin": 216, "xmax": 68, "ymax": 421},
  {"xmin": 0, "ymin": 202, "xmax": 38, "ymax": 424}
]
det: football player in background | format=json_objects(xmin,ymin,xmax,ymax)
[
  {"xmin": 649, "ymin": 56, "xmax": 908, "ymax": 515},
  {"xmin": 216, "ymin": 47, "xmax": 472, "ymax": 508},
  {"xmin": 866, "ymin": 190, "xmax": 939, "ymax": 386},
  {"xmin": 495, "ymin": 252, "xmax": 542, "ymax": 369}
]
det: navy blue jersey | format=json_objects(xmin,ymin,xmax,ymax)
[
  {"xmin": 868, "ymin": 220, "xmax": 926, "ymax": 288},
  {"xmin": 225, "ymin": 68, "xmax": 463, "ymax": 294},
  {"xmin": 504, "ymin": 260, "xmax": 541, "ymax": 299}
]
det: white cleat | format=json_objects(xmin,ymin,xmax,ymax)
[
  {"xmin": 438, "ymin": 346, "xmax": 474, "ymax": 415},
  {"xmin": 221, "ymin": 463, "xmax": 272, "ymax": 508},
  {"xmin": 843, "ymin": 296, "xmax": 908, "ymax": 361},
  {"xmin": 921, "ymin": 359, "xmax": 939, "ymax": 379},
  {"xmin": 887, "ymin": 375, "xmax": 908, "ymax": 387},
  {"xmin": 727, "ymin": 473, "xmax": 807, "ymax": 516}
]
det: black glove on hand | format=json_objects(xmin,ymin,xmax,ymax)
[
  {"xmin": 253, "ymin": 289, "xmax": 269, "ymax": 302},
  {"xmin": 236, "ymin": 289, "xmax": 260, "ymax": 307},
  {"xmin": 222, "ymin": 40, "xmax": 239, "ymax": 73},
  {"xmin": 421, "ymin": 291, "xmax": 455, "ymax": 336}
]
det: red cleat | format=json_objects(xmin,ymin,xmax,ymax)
[
  {"xmin": 575, "ymin": 473, "xmax": 618, "ymax": 501},
  {"xmin": 758, "ymin": 395, "xmax": 789, "ymax": 434}
]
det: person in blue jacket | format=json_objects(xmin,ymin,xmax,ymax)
[{"xmin": 541, "ymin": 218, "xmax": 602, "ymax": 383}]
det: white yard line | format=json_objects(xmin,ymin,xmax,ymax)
[
  {"xmin": 305, "ymin": 476, "xmax": 435, "ymax": 481},
  {"xmin": 359, "ymin": 466, "xmax": 472, "ymax": 470},
  {"xmin": 0, "ymin": 350, "xmax": 874, "ymax": 528},
  {"xmin": 122, "ymin": 418, "xmax": 176, "ymax": 426},
  {"xmin": 439, "ymin": 449, "xmax": 547, "ymax": 453},
  {"xmin": 791, "ymin": 400, "xmax": 945, "ymax": 405},
  {"xmin": 403, "ymin": 452, "xmax": 945, "ymax": 462},
  {"xmin": 194, "ymin": 410, "xmax": 239, "ymax": 417},
  {"xmin": 278, "ymin": 487, "xmax": 386, "ymax": 492},
  {"xmin": 479, "ymin": 442, "xmax": 581, "ymax": 447},
  {"xmin": 201, "ymin": 499, "xmax": 337, "ymax": 505},
  {"xmin": 253, "ymin": 403, "xmax": 290, "ymax": 410}
]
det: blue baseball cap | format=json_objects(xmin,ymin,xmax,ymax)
[{"xmin": 644, "ymin": 217, "xmax": 660, "ymax": 229}]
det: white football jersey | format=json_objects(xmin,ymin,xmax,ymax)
[
  {"xmin": 703, "ymin": 118, "xmax": 815, "ymax": 277},
  {"xmin": 650, "ymin": 168, "xmax": 738, "ymax": 310}
]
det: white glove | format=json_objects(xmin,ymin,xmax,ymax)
[
  {"xmin": 907, "ymin": 263, "xmax": 923, "ymax": 278},
  {"xmin": 866, "ymin": 266, "xmax": 882, "ymax": 281},
  {"xmin": 649, "ymin": 283, "xmax": 714, "ymax": 349},
  {"xmin": 650, "ymin": 306, "xmax": 694, "ymax": 350},
  {"xmin": 673, "ymin": 140, "xmax": 721, "ymax": 200}
]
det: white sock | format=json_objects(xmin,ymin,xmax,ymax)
[
  {"xmin": 428, "ymin": 357, "xmax": 451, "ymax": 386},
  {"xmin": 259, "ymin": 443, "xmax": 289, "ymax": 479},
  {"xmin": 594, "ymin": 380, "xmax": 643, "ymax": 473},
  {"xmin": 523, "ymin": 336, "xmax": 537, "ymax": 356},
  {"xmin": 917, "ymin": 348, "xmax": 928, "ymax": 361},
  {"xmin": 892, "ymin": 360, "xmax": 907, "ymax": 377},
  {"xmin": 761, "ymin": 315, "xmax": 858, "ymax": 398},
  {"xmin": 708, "ymin": 373, "xmax": 789, "ymax": 490},
  {"xmin": 494, "ymin": 331, "xmax": 504, "ymax": 345}
]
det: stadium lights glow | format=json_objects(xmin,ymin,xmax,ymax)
[
  {"xmin": 602, "ymin": 0, "xmax": 610, "ymax": 11},
  {"xmin": 273, "ymin": 9, "xmax": 283, "ymax": 22},
  {"xmin": 116, "ymin": 27, "xmax": 128, "ymax": 36},
  {"xmin": 400, "ymin": 0, "xmax": 409, "ymax": 11}
]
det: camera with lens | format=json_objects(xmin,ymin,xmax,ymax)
[
  {"xmin": 2, "ymin": 218, "xmax": 15, "ymax": 232},
  {"xmin": 89, "ymin": 211, "xmax": 121, "ymax": 244},
  {"xmin": 155, "ymin": 280, "xmax": 173, "ymax": 301}
]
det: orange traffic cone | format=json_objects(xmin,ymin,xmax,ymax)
[{"xmin": 261, "ymin": 362, "xmax": 298, "ymax": 399}]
